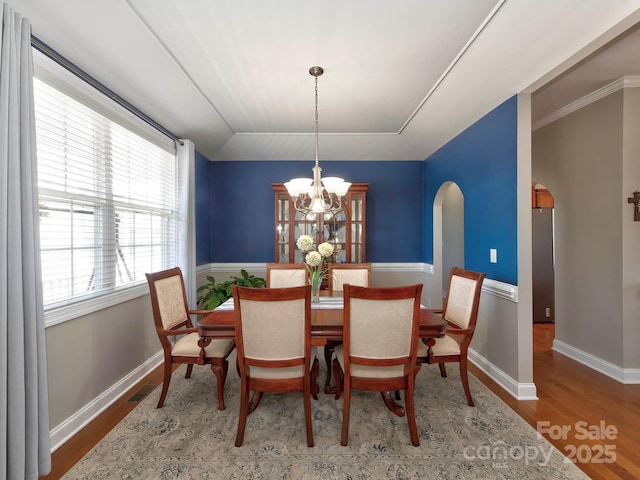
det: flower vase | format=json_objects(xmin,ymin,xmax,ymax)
[{"xmin": 310, "ymin": 277, "xmax": 321, "ymax": 304}]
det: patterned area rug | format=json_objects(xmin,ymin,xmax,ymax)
[{"xmin": 63, "ymin": 350, "xmax": 588, "ymax": 479}]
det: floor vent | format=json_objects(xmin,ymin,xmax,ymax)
[{"xmin": 126, "ymin": 385, "xmax": 156, "ymax": 403}]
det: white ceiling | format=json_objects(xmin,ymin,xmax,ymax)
[{"xmin": 9, "ymin": 0, "xmax": 640, "ymax": 161}]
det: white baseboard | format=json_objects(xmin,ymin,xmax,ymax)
[
  {"xmin": 552, "ymin": 339, "xmax": 640, "ymax": 384},
  {"xmin": 49, "ymin": 351, "xmax": 164, "ymax": 452},
  {"xmin": 468, "ymin": 349, "xmax": 538, "ymax": 400}
]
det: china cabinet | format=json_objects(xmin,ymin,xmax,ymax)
[{"xmin": 272, "ymin": 183, "xmax": 367, "ymax": 264}]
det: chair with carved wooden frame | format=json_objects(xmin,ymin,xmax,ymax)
[
  {"xmin": 146, "ymin": 267, "xmax": 235, "ymax": 410},
  {"xmin": 266, "ymin": 262, "xmax": 308, "ymax": 288},
  {"xmin": 232, "ymin": 284, "xmax": 319, "ymax": 447},
  {"xmin": 417, "ymin": 267, "xmax": 485, "ymax": 406},
  {"xmin": 323, "ymin": 262, "xmax": 372, "ymax": 392},
  {"xmin": 328, "ymin": 262, "xmax": 372, "ymax": 294},
  {"xmin": 332, "ymin": 283, "xmax": 424, "ymax": 446}
]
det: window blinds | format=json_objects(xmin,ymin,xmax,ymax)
[{"xmin": 34, "ymin": 78, "xmax": 178, "ymax": 308}]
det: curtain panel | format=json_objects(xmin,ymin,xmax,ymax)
[
  {"xmin": 0, "ymin": 3, "xmax": 51, "ymax": 479},
  {"xmin": 177, "ymin": 139, "xmax": 197, "ymax": 307}
]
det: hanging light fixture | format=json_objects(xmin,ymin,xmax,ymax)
[{"xmin": 285, "ymin": 66, "xmax": 351, "ymax": 216}]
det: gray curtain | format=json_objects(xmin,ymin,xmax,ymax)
[
  {"xmin": 177, "ymin": 139, "xmax": 196, "ymax": 307},
  {"xmin": 0, "ymin": 3, "xmax": 51, "ymax": 479}
]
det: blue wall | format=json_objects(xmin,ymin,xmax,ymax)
[
  {"xmin": 195, "ymin": 96, "xmax": 518, "ymax": 285},
  {"xmin": 195, "ymin": 160, "xmax": 425, "ymax": 263},
  {"xmin": 424, "ymin": 96, "xmax": 518, "ymax": 284}
]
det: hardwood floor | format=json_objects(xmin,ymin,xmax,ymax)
[
  {"xmin": 471, "ymin": 324, "xmax": 640, "ymax": 480},
  {"xmin": 40, "ymin": 324, "xmax": 640, "ymax": 479}
]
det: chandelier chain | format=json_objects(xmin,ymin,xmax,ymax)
[
  {"xmin": 315, "ymin": 76, "xmax": 319, "ymax": 161},
  {"xmin": 284, "ymin": 65, "xmax": 350, "ymax": 217}
]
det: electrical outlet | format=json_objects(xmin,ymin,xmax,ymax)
[
  {"xmin": 545, "ymin": 307, "xmax": 551, "ymax": 317},
  {"xmin": 490, "ymin": 248, "xmax": 497, "ymax": 263}
]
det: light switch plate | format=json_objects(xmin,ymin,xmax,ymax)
[{"xmin": 490, "ymin": 248, "xmax": 497, "ymax": 263}]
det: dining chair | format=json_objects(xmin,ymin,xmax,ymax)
[
  {"xmin": 333, "ymin": 283, "xmax": 424, "ymax": 446},
  {"xmin": 232, "ymin": 284, "xmax": 319, "ymax": 447},
  {"xmin": 417, "ymin": 267, "xmax": 485, "ymax": 406},
  {"xmin": 146, "ymin": 267, "xmax": 235, "ymax": 410},
  {"xmin": 266, "ymin": 262, "xmax": 308, "ymax": 288},
  {"xmin": 324, "ymin": 262, "xmax": 372, "ymax": 392},
  {"xmin": 327, "ymin": 262, "xmax": 372, "ymax": 294}
]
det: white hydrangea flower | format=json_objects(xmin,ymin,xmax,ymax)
[
  {"xmin": 305, "ymin": 251, "xmax": 322, "ymax": 267},
  {"xmin": 317, "ymin": 242, "xmax": 334, "ymax": 258},
  {"xmin": 296, "ymin": 235, "xmax": 314, "ymax": 252}
]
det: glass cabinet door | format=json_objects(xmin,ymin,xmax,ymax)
[
  {"xmin": 350, "ymin": 191, "xmax": 365, "ymax": 263},
  {"xmin": 275, "ymin": 193, "xmax": 291, "ymax": 263},
  {"xmin": 324, "ymin": 209, "xmax": 347, "ymax": 263}
]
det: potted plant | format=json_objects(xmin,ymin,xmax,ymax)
[{"xmin": 197, "ymin": 269, "xmax": 266, "ymax": 309}]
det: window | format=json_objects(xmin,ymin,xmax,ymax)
[{"xmin": 33, "ymin": 78, "xmax": 178, "ymax": 310}]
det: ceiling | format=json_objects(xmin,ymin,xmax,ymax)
[{"xmin": 9, "ymin": 0, "xmax": 640, "ymax": 161}]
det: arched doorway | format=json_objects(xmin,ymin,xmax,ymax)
[
  {"xmin": 532, "ymin": 183, "xmax": 555, "ymax": 324},
  {"xmin": 433, "ymin": 181, "xmax": 464, "ymax": 308}
]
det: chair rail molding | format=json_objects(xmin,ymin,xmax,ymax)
[{"xmin": 198, "ymin": 263, "xmax": 517, "ymax": 302}]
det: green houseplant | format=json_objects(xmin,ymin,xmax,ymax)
[{"xmin": 197, "ymin": 269, "xmax": 266, "ymax": 309}]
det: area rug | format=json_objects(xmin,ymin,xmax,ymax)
[{"xmin": 63, "ymin": 350, "xmax": 588, "ymax": 479}]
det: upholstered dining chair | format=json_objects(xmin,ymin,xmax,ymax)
[
  {"xmin": 146, "ymin": 267, "xmax": 235, "ymax": 410},
  {"xmin": 417, "ymin": 267, "xmax": 485, "ymax": 406},
  {"xmin": 232, "ymin": 284, "xmax": 319, "ymax": 447},
  {"xmin": 266, "ymin": 262, "xmax": 308, "ymax": 288},
  {"xmin": 327, "ymin": 262, "xmax": 372, "ymax": 294},
  {"xmin": 324, "ymin": 262, "xmax": 372, "ymax": 392},
  {"xmin": 333, "ymin": 283, "xmax": 424, "ymax": 446}
]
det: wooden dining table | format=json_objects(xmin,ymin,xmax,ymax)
[{"xmin": 197, "ymin": 296, "xmax": 447, "ymax": 416}]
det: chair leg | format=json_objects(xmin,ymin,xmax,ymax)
[
  {"xmin": 324, "ymin": 340, "xmax": 338, "ymax": 393},
  {"xmin": 310, "ymin": 358, "xmax": 320, "ymax": 400},
  {"xmin": 235, "ymin": 376, "xmax": 250, "ymax": 447},
  {"xmin": 406, "ymin": 369, "xmax": 421, "ymax": 446},
  {"xmin": 438, "ymin": 362, "xmax": 447, "ymax": 377},
  {"xmin": 185, "ymin": 364, "xmax": 194, "ymax": 378},
  {"xmin": 211, "ymin": 360, "xmax": 229, "ymax": 411},
  {"xmin": 303, "ymin": 377, "xmax": 315, "ymax": 447},
  {"xmin": 459, "ymin": 357, "xmax": 474, "ymax": 407},
  {"xmin": 157, "ymin": 361, "xmax": 172, "ymax": 408},
  {"xmin": 340, "ymin": 376, "xmax": 351, "ymax": 446},
  {"xmin": 332, "ymin": 358, "xmax": 343, "ymax": 400}
]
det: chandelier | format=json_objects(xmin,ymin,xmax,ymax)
[{"xmin": 284, "ymin": 66, "xmax": 351, "ymax": 216}]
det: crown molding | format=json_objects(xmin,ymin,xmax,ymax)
[{"xmin": 533, "ymin": 75, "xmax": 640, "ymax": 131}]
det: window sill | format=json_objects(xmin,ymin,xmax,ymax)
[{"xmin": 44, "ymin": 283, "xmax": 149, "ymax": 328}]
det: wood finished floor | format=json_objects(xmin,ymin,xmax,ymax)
[{"xmin": 40, "ymin": 324, "xmax": 640, "ymax": 479}]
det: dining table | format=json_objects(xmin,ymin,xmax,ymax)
[{"xmin": 197, "ymin": 295, "xmax": 447, "ymax": 416}]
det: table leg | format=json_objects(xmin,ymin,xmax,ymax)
[{"xmin": 381, "ymin": 391, "xmax": 405, "ymax": 417}]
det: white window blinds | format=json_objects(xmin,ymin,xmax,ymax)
[{"xmin": 34, "ymin": 78, "xmax": 178, "ymax": 309}]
